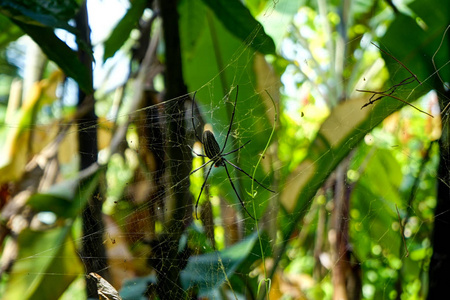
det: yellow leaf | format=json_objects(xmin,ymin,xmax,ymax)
[{"xmin": 0, "ymin": 70, "xmax": 63, "ymax": 182}]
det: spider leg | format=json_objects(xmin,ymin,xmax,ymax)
[
  {"xmin": 195, "ymin": 162, "xmax": 215, "ymax": 219},
  {"xmin": 221, "ymin": 85, "xmax": 239, "ymax": 153},
  {"xmin": 223, "ymin": 158, "xmax": 275, "ymax": 193},
  {"xmin": 223, "ymin": 163, "xmax": 256, "ymax": 220},
  {"xmin": 190, "ymin": 159, "xmax": 214, "ymax": 175},
  {"xmin": 188, "ymin": 144, "xmax": 208, "ymax": 157},
  {"xmin": 221, "ymin": 140, "xmax": 250, "ymax": 156}
]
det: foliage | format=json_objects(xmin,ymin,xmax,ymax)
[{"xmin": 0, "ymin": 0, "xmax": 447, "ymax": 299}]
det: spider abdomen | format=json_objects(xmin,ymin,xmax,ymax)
[{"xmin": 202, "ymin": 130, "xmax": 222, "ymax": 163}]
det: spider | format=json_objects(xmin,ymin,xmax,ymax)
[{"xmin": 190, "ymin": 86, "xmax": 275, "ymax": 220}]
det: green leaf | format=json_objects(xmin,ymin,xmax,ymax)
[
  {"xmin": 179, "ymin": 0, "xmax": 207, "ymax": 56},
  {"xmin": 27, "ymin": 168, "xmax": 100, "ymax": 219},
  {"xmin": 179, "ymin": 232, "xmax": 264, "ymax": 296},
  {"xmin": 13, "ymin": 20, "xmax": 93, "ymax": 93},
  {"xmin": 103, "ymin": 0, "xmax": 147, "ymax": 61},
  {"xmin": 380, "ymin": 0, "xmax": 450, "ymax": 95},
  {"xmin": 361, "ymin": 148, "xmax": 403, "ymax": 205},
  {"xmin": 2, "ymin": 226, "xmax": 84, "ymax": 300},
  {"xmin": 0, "ymin": 14, "xmax": 23, "ymax": 48},
  {"xmin": 27, "ymin": 194, "xmax": 73, "ymax": 218},
  {"xmin": 118, "ymin": 234, "xmax": 267, "ymax": 299},
  {"xmin": 200, "ymin": 0, "xmax": 276, "ymax": 55},
  {"xmin": 0, "ymin": 0, "xmax": 78, "ymax": 34},
  {"xmin": 350, "ymin": 147, "xmax": 403, "ymax": 261},
  {"xmin": 179, "ymin": 0, "xmax": 275, "ymax": 220}
]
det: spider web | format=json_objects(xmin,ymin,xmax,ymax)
[{"xmin": 0, "ymin": 0, "xmax": 449, "ymax": 300}]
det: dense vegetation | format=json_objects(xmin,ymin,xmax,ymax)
[{"xmin": 0, "ymin": 0, "xmax": 449, "ymax": 299}]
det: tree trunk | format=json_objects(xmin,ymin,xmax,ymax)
[
  {"xmin": 331, "ymin": 161, "xmax": 361, "ymax": 300},
  {"xmin": 151, "ymin": 1, "xmax": 191, "ymax": 299},
  {"xmin": 427, "ymin": 88, "xmax": 450, "ymax": 299},
  {"xmin": 75, "ymin": 2, "xmax": 109, "ymax": 298}
]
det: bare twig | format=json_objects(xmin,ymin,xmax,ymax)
[
  {"xmin": 357, "ymin": 89, "xmax": 434, "ymax": 117},
  {"xmin": 359, "ymin": 75, "xmax": 415, "ymax": 107},
  {"xmin": 395, "ymin": 205, "xmax": 410, "ymax": 258},
  {"xmin": 371, "ymin": 42, "xmax": 421, "ymax": 84},
  {"xmin": 358, "ymin": 42, "xmax": 434, "ymax": 118},
  {"xmin": 431, "ymin": 25, "xmax": 450, "ymax": 116}
]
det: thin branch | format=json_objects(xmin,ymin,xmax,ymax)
[
  {"xmin": 371, "ymin": 42, "xmax": 422, "ymax": 84},
  {"xmin": 395, "ymin": 204, "xmax": 410, "ymax": 258},
  {"xmin": 357, "ymin": 89, "xmax": 434, "ymax": 117}
]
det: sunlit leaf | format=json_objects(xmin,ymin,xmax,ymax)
[
  {"xmin": 0, "ymin": 71, "xmax": 64, "ymax": 182},
  {"xmin": 103, "ymin": 0, "xmax": 147, "ymax": 61},
  {"xmin": 200, "ymin": 0, "xmax": 276, "ymax": 55},
  {"xmin": 279, "ymin": 95, "xmax": 415, "ymax": 241}
]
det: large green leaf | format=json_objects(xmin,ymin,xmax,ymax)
[
  {"xmin": 2, "ymin": 226, "xmax": 84, "ymax": 300},
  {"xmin": 179, "ymin": 232, "xmax": 269, "ymax": 297},
  {"xmin": 380, "ymin": 0, "xmax": 450, "ymax": 95},
  {"xmin": 12, "ymin": 20, "xmax": 93, "ymax": 93},
  {"xmin": 179, "ymin": 0, "xmax": 276, "ymax": 221},
  {"xmin": 200, "ymin": 0, "xmax": 276, "ymax": 55},
  {"xmin": 350, "ymin": 146, "xmax": 403, "ymax": 261},
  {"xmin": 103, "ymin": 0, "xmax": 147, "ymax": 61}
]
